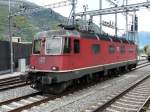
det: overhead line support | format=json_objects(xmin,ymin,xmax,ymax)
[{"xmin": 75, "ymin": 2, "xmax": 150, "ymax": 16}]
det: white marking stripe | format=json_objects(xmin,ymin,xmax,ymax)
[{"xmin": 29, "ymin": 59, "xmax": 137, "ymax": 73}]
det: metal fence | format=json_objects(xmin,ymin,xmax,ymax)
[{"xmin": 0, "ymin": 41, "xmax": 32, "ymax": 71}]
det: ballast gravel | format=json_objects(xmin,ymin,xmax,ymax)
[
  {"xmin": 23, "ymin": 65, "xmax": 150, "ymax": 112},
  {"xmin": 0, "ymin": 85, "xmax": 37, "ymax": 102}
]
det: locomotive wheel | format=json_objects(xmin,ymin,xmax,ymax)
[
  {"xmin": 113, "ymin": 68, "xmax": 120, "ymax": 77},
  {"xmin": 46, "ymin": 81, "xmax": 72, "ymax": 94},
  {"xmin": 86, "ymin": 74, "xmax": 93, "ymax": 83},
  {"xmin": 128, "ymin": 65, "xmax": 132, "ymax": 71},
  {"xmin": 132, "ymin": 64, "xmax": 137, "ymax": 68}
]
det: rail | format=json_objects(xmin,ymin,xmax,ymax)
[{"xmin": 92, "ymin": 73, "xmax": 150, "ymax": 112}]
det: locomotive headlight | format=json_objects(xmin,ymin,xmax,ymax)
[
  {"xmin": 51, "ymin": 66, "xmax": 59, "ymax": 71},
  {"xmin": 31, "ymin": 66, "xmax": 35, "ymax": 69}
]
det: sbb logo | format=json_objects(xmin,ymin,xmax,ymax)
[{"xmin": 39, "ymin": 57, "xmax": 46, "ymax": 64}]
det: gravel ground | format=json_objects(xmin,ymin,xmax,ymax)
[
  {"xmin": 23, "ymin": 65, "xmax": 150, "ymax": 112},
  {"xmin": 0, "ymin": 85, "xmax": 37, "ymax": 102}
]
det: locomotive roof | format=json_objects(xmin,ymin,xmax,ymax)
[
  {"xmin": 34, "ymin": 30, "xmax": 135, "ymax": 44},
  {"xmin": 34, "ymin": 30, "xmax": 80, "ymax": 39}
]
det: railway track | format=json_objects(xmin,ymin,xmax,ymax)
[
  {"xmin": 0, "ymin": 77, "xmax": 85, "ymax": 112},
  {"xmin": 0, "ymin": 92, "xmax": 51, "ymax": 112},
  {"xmin": 138, "ymin": 59, "xmax": 148, "ymax": 66},
  {"xmin": 135, "ymin": 61, "xmax": 149, "ymax": 70},
  {"xmin": 0, "ymin": 76, "xmax": 27, "ymax": 91},
  {"xmin": 0, "ymin": 78, "xmax": 96, "ymax": 112},
  {"xmin": 138, "ymin": 96, "xmax": 150, "ymax": 112},
  {"xmin": 0, "ymin": 89, "xmax": 74, "ymax": 112},
  {"xmin": 84, "ymin": 72, "xmax": 150, "ymax": 112}
]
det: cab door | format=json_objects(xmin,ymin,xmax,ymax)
[{"xmin": 72, "ymin": 39, "xmax": 81, "ymax": 69}]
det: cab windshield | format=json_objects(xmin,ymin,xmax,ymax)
[{"xmin": 46, "ymin": 37, "xmax": 62, "ymax": 55}]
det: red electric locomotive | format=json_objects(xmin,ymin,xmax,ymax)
[{"xmin": 26, "ymin": 26, "xmax": 137, "ymax": 94}]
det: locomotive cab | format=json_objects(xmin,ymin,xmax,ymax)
[
  {"xmin": 28, "ymin": 30, "xmax": 80, "ymax": 93},
  {"xmin": 30, "ymin": 30, "xmax": 73, "ymax": 71}
]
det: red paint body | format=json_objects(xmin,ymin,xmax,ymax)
[
  {"xmin": 27, "ymin": 30, "xmax": 138, "ymax": 93},
  {"xmin": 30, "ymin": 35, "xmax": 137, "ymax": 72}
]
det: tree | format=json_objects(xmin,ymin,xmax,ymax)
[{"xmin": 144, "ymin": 45, "xmax": 150, "ymax": 53}]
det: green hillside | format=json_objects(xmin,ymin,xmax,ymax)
[
  {"xmin": 0, "ymin": 0, "xmax": 101, "ymax": 42},
  {"xmin": 0, "ymin": 0, "xmax": 65, "ymax": 41},
  {"xmin": 0, "ymin": 5, "xmax": 8, "ymax": 40}
]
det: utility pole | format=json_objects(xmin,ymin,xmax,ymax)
[
  {"xmin": 8, "ymin": 0, "xmax": 13, "ymax": 73},
  {"xmin": 72, "ymin": 0, "xmax": 76, "ymax": 26},
  {"xmin": 115, "ymin": 5, "xmax": 117, "ymax": 37},
  {"xmin": 133, "ymin": 11, "xmax": 138, "ymax": 42},
  {"xmin": 105, "ymin": 0, "xmax": 118, "ymax": 36},
  {"xmin": 125, "ymin": 0, "xmax": 128, "ymax": 40},
  {"xmin": 83, "ymin": 5, "xmax": 88, "ymax": 30},
  {"xmin": 99, "ymin": 0, "xmax": 102, "ymax": 34}
]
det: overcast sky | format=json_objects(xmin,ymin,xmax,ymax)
[{"xmin": 28, "ymin": 0, "xmax": 150, "ymax": 35}]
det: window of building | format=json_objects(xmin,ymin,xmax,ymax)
[
  {"xmin": 63, "ymin": 38, "xmax": 71, "ymax": 53},
  {"xmin": 74, "ymin": 39, "xmax": 80, "ymax": 53},
  {"xmin": 92, "ymin": 44, "xmax": 100, "ymax": 54},
  {"xmin": 109, "ymin": 45, "xmax": 115, "ymax": 54}
]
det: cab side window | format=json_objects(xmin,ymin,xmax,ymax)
[
  {"xmin": 33, "ymin": 40, "xmax": 41, "ymax": 54},
  {"xmin": 74, "ymin": 39, "xmax": 80, "ymax": 53},
  {"xmin": 92, "ymin": 44, "xmax": 100, "ymax": 54},
  {"xmin": 63, "ymin": 38, "xmax": 71, "ymax": 53}
]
